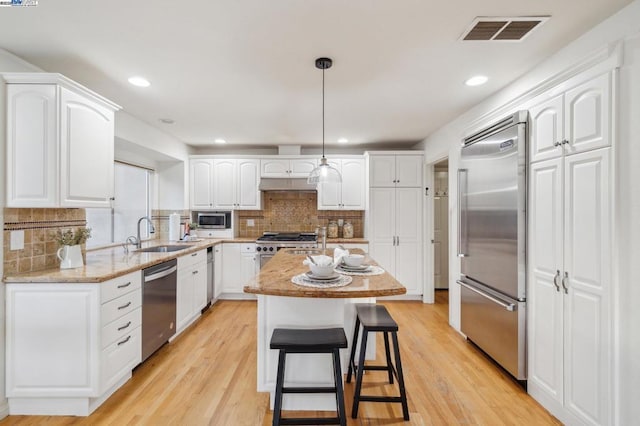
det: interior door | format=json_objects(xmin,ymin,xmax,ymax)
[
  {"xmin": 434, "ymin": 195, "xmax": 449, "ymax": 289},
  {"xmin": 395, "ymin": 188, "xmax": 422, "ymax": 295}
]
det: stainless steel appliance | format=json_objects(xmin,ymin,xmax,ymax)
[
  {"xmin": 206, "ymin": 246, "xmax": 215, "ymax": 307},
  {"xmin": 197, "ymin": 211, "xmax": 231, "ymax": 229},
  {"xmin": 256, "ymin": 232, "xmax": 318, "ymax": 269},
  {"xmin": 142, "ymin": 259, "xmax": 177, "ymax": 362},
  {"xmin": 457, "ymin": 111, "xmax": 527, "ymax": 381}
]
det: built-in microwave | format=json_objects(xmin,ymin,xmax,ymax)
[{"xmin": 197, "ymin": 211, "xmax": 232, "ymax": 229}]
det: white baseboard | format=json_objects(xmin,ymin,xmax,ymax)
[{"xmin": 0, "ymin": 400, "xmax": 9, "ymax": 420}]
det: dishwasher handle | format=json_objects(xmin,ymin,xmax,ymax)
[{"xmin": 144, "ymin": 265, "xmax": 177, "ymax": 282}]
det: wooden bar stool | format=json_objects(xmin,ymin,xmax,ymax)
[
  {"xmin": 270, "ymin": 327, "xmax": 348, "ymax": 426},
  {"xmin": 346, "ymin": 304, "xmax": 409, "ymax": 420}
]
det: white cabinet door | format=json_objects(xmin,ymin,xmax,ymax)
[
  {"xmin": 214, "ymin": 245, "xmax": 223, "ymax": 299},
  {"xmin": 190, "ymin": 159, "xmax": 214, "ymax": 209},
  {"xmin": 240, "ymin": 253, "xmax": 257, "ymax": 287},
  {"xmin": 261, "ymin": 159, "xmax": 290, "ymax": 177},
  {"xmin": 237, "ymin": 159, "xmax": 261, "ymax": 209},
  {"xmin": 564, "ymin": 73, "xmax": 611, "ymax": 156},
  {"xmin": 369, "ymin": 155, "xmax": 396, "ymax": 187},
  {"xmin": 395, "ymin": 188, "xmax": 423, "ymax": 295},
  {"xmin": 318, "ymin": 159, "xmax": 342, "ymax": 209},
  {"xmin": 368, "ymin": 188, "xmax": 396, "ymax": 275},
  {"xmin": 563, "ymin": 148, "xmax": 610, "ymax": 425},
  {"xmin": 395, "ymin": 156, "xmax": 423, "ymax": 187},
  {"xmin": 528, "ymin": 158, "xmax": 564, "ymax": 409},
  {"xmin": 192, "ymin": 263, "xmax": 208, "ymax": 312},
  {"xmin": 289, "ymin": 159, "xmax": 317, "ymax": 177},
  {"xmin": 212, "ymin": 159, "xmax": 236, "ymax": 209},
  {"xmin": 176, "ymin": 269, "xmax": 194, "ymax": 332},
  {"xmin": 59, "ymin": 87, "xmax": 114, "ymax": 208},
  {"xmin": 221, "ymin": 243, "xmax": 242, "ymax": 293},
  {"xmin": 6, "ymin": 84, "xmax": 58, "ymax": 207},
  {"xmin": 340, "ymin": 159, "xmax": 366, "ymax": 209},
  {"xmin": 529, "ymin": 94, "xmax": 564, "ymax": 163}
]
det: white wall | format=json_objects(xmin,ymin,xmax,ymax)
[
  {"xmin": 0, "ymin": 49, "xmax": 43, "ymax": 420},
  {"xmin": 415, "ymin": 2, "xmax": 640, "ymax": 424}
]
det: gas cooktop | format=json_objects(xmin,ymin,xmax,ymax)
[{"xmin": 256, "ymin": 232, "xmax": 317, "ymax": 243}]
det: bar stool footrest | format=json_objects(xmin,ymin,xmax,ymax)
[
  {"xmin": 359, "ymin": 395, "xmax": 404, "ymax": 403},
  {"xmin": 279, "ymin": 417, "xmax": 342, "ymax": 425},
  {"xmin": 282, "ymin": 386, "xmax": 337, "ymax": 394}
]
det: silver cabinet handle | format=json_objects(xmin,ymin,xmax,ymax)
[
  {"xmin": 117, "ymin": 335, "xmax": 131, "ymax": 346},
  {"xmin": 192, "ymin": 270, "xmax": 199, "ymax": 275},
  {"xmin": 117, "ymin": 301, "xmax": 132, "ymax": 310},
  {"xmin": 117, "ymin": 321, "xmax": 132, "ymax": 331},
  {"xmin": 553, "ymin": 270, "xmax": 561, "ymax": 292},
  {"xmin": 191, "ymin": 252, "xmax": 198, "ymax": 257},
  {"xmin": 117, "ymin": 281, "xmax": 131, "ymax": 289},
  {"xmin": 561, "ymin": 271, "xmax": 569, "ymax": 294},
  {"xmin": 397, "ymin": 236, "xmax": 400, "ymax": 246},
  {"xmin": 561, "ymin": 139, "xmax": 569, "ymax": 145},
  {"xmin": 554, "ymin": 141, "xmax": 562, "ymax": 147}
]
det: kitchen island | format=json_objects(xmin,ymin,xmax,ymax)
[{"xmin": 243, "ymin": 248, "xmax": 406, "ymax": 411}]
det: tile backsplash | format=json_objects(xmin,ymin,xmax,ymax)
[
  {"xmin": 236, "ymin": 191, "xmax": 364, "ymax": 238},
  {"xmin": 151, "ymin": 209, "xmax": 191, "ymax": 240},
  {"xmin": 3, "ymin": 208, "xmax": 87, "ymax": 276}
]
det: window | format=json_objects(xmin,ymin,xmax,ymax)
[{"xmin": 86, "ymin": 162, "xmax": 153, "ymax": 248}]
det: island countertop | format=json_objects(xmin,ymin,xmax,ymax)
[{"xmin": 243, "ymin": 248, "xmax": 406, "ymax": 298}]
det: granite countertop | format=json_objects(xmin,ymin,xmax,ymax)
[
  {"xmin": 325, "ymin": 238, "xmax": 369, "ymax": 244},
  {"xmin": 243, "ymin": 248, "xmax": 405, "ymax": 298},
  {"xmin": 3, "ymin": 239, "xmax": 226, "ymax": 284}
]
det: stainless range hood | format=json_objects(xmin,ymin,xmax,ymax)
[{"xmin": 258, "ymin": 178, "xmax": 317, "ymax": 191}]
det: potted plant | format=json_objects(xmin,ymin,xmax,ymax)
[
  {"xmin": 188, "ymin": 222, "xmax": 199, "ymax": 236},
  {"xmin": 53, "ymin": 227, "xmax": 91, "ymax": 269}
]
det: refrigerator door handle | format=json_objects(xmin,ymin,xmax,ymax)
[
  {"xmin": 457, "ymin": 280, "xmax": 516, "ymax": 311},
  {"xmin": 457, "ymin": 168, "xmax": 468, "ymax": 257}
]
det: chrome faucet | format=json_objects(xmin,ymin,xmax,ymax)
[{"xmin": 135, "ymin": 216, "xmax": 156, "ymax": 249}]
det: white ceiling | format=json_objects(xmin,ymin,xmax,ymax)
[{"xmin": 0, "ymin": 0, "xmax": 632, "ymax": 148}]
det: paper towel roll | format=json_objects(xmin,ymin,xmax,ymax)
[{"xmin": 169, "ymin": 212, "xmax": 180, "ymax": 241}]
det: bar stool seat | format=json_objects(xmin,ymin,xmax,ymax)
[
  {"xmin": 347, "ymin": 304, "xmax": 409, "ymax": 420},
  {"xmin": 270, "ymin": 327, "xmax": 348, "ymax": 426}
]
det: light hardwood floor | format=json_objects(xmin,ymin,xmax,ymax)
[{"xmin": 1, "ymin": 293, "xmax": 560, "ymax": 425}]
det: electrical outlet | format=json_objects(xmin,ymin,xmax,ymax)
[
  {"xmin": 247, "ymin": 219, "xmax": 255, "ymax": 227},
  {"xmin": 10, "ymin": 230, "xmax": 24, "ymax": 250}
]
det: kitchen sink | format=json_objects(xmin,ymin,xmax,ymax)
[
  {"xmin": 136, "ymin": 245, "xmax": 192, "ymax": 253},
  {"xmin": 287, "ymin": 249, "xmax": 325, "ymax": 255}
]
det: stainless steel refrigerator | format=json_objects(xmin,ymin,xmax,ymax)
[{"xmin": 457, "ymin": 111, "xmax": 527, "ymax": 381}]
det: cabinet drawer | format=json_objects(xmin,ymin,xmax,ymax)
[
  {"xmin": 101, "ymin": 271, "xmax": 141, "ymax": 303},
  {"xmin": 101, "ymin": 326, "xmax": 141, "ymax": 392},
  {"xmin": 101, "ymin": 290, "xmax": 141, "ymax": 326},
  {"xmin": 101, "ymin": 307, "xmax": 142, "ymax": 349},
  {"xmin": 241, "ymin": 243, "xmax": 256, "ymax": 253},
  {"xmin": 177, "ymin": 249, "xmax": 206, "ymax": 269}
]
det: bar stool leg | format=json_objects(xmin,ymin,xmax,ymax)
[
  {"xmin": 392, "ymin": 332, "xmax": 410, "ymax": 421},
  {"xmin": 332, "ymin": 348, "xmax": 347, "ymax": 426},
  {"xmin": 272, "ymin": 350, "xmax": 286, "ymax": 426},
  {"xmin": 383, "ymin": 332, "xmax": 394, "ymax": 384},
  {"xmin": 351, "ymin": 329, "xmax": 368, "ymax": 419},
  {"xmin": 346, "ymin": 316, "xmax": 360, "ymax": 383}
]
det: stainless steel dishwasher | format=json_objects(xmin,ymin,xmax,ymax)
[{"xmin": 142, "ymin": 258, "xmax": 177, "ymax": 362}]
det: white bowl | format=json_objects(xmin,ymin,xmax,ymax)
[
  {"xmin": 343, "ymin": 254, "xmax": 365, "ymax": 267},
  {"xmin": 309, "ymin": 263, "xmax": 335, "ymax": 277}
]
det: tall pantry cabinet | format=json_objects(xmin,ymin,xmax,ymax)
[
  {"xmin": 367, "ymin": 153, "xmax": 424, "ymax": 296},
  {"xmin": 527, "ymin": 70, "xmax": 613, "ymax": 426}
]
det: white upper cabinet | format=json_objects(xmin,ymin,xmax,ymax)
[
  {"xmin": 261, "ymin": 158, "xmax": 317, "ymax": 178},
  {"xmin": 212, "ymin": 159, "xmax": 260, "ymax": 210},
  {"xmin": 190, "ymin": 159, "xmax": 215, "ymax": 209},
  {"xmin": 369, "ymin": 154, "xmax": 423, "ymax": 188},
  {"xmin": 317, "ymin": 158, "xmax": 366, "ymax": 210},
  {"xmin": 529, "ymin": 72, "xmax": 611, "ymax": 164},
  {"xmin": 5, "ymin": 74, "xmax": 120, "ymax": 208}
]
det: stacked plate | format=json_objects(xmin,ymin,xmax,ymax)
[
  {"xmin": 304, "ymin": 271, "xmax": 341, "ymax": 282},
  {"xmin": 336, "ymin": 263, "xmax": 372, "ymax": 273}
]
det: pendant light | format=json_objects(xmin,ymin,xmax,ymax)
[{"xmin": 308, "ymin": 57, "xmax": 342, "ymax": 185}]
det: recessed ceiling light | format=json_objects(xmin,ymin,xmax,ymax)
[
  {"xmin": 159, "ymin": 118, "xmax": 174, "ymax": 124},
  {"xmin": 465, "ymin": 75, "xmax": 488, "ymax": 86},
  {"xmin": 214, "ymin": 139, "xmax": 227, "ymax": 144},
  {"xmin": 128, "ymin": 76, "xmax": 151, "ymax": 87},
  {"xmin": 338, "ymin": 138, "xmax": 349, "ymax": 144}
]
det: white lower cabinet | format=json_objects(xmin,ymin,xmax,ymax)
[
  {"xmin": 326, "ymin": 242, "xmax": 369, "ymax": 252},
  {"xmin": 5, "ymin": 271, "xmax": 142, "ymax": 416},
  {"xmin": 176, "ymin": 249, "xmax": 208, "ymax": 334},
  {"xmin": 220, "ymin": 243, "xmax": 257, "ymax": 299},
  {"xmin": 368, "ymin": 187, "xmax": 423, "ymax": 296},
  {"xmin": 214, "ymin": 245, "xmax": 223, "ymax": 299},
  {"xmin": 528, "ymin": 148, "xmax": 612, "ymax": 425}
]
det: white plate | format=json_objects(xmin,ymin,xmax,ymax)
[
  {"xmin": 305, "ymin": 271, "xmax": 341, "ymax": 281},
  {"xmin": 339, "ymin": 263, "xmax": 371, "ymax": 271}
]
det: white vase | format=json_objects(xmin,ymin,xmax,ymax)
[{"xmin": 57, "ymin": 245, "xmax": 84, "ymax": 269}]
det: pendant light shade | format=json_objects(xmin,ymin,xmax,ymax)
[{"xmin": 308, "ymin": 57, "xmax": 342, "ymax": 185}]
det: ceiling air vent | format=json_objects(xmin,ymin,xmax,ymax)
[{"xmin": 461, "ymin": 16, "xmax": 549, "ymax": 42}]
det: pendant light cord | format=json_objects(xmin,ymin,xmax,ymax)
[{"xmin": 322, "ymin": 67, "xmax": 325, "ymax": 159}]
